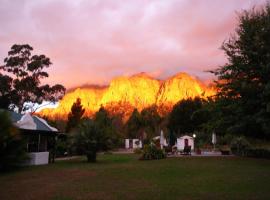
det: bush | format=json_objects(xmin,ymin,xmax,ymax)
[
  {"xmin": 133, "ymin": 148, "xmax": 142, "ymax": 154},
  {"xmin": 230, "ymin": 137, "xmax": 251, "ymax": 156},
  {"xmin": 0, "ymin": 111, "xmax": 28, "ymax": 171},
  {"xmin": 244, "ymin": 148, "xmax": 270, "ymax": 159},
  {"xmin": 230, "ymin": 136, "xmax": 270, "ymax": 159},
  {"xmin": 140, "ymin": 144, "xmax": 166, "ymax": 160}
]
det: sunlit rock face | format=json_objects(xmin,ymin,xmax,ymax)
[
  {"xmin": 39, "ymin": 72, "xmax": 215, "ymax": 120},
  {"xmin": 40, "ymin": 87, "xmax": 106, "ymax": 120},
  {"xmin": 101, "ymin": 72, "xmax": 160, "ymax": 110},
  {"xmin": 156, "ymin": 72, "xmax": 216, "ymax": 110}
]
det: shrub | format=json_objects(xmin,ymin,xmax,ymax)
[
  {"xmin": 244, "ymin": 148, "xmax": 270, "ymax": 159},
  {"xmin": 140, "ymin": 144, "xmax": 166, "ymax": 160},
  {"xmin": 133, "ymin": 148, "xmax": 142, "ymax": 154},
  {"xmin": 230, "ymin": 137, "xmax": 251, "ymax": 156},
  {"xmin": 0, "ymin": 111, "xmax": 28, "ymax": 171}
]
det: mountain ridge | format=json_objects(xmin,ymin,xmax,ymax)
[{"xmin": 39, "ymin": 72, "xmax": 216, "ymax": 120}]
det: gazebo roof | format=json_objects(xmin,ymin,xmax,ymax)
[
  {"xmin": 5, "ymin": 110, "xmax": 58, "ymax": 132},
  {"xmin": 179, "ymin": 135, "xmax": 194, "ymax": 139}
]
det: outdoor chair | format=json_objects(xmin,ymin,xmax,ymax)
[{"xmin": 181, "ymin": 145, "xmax": 191, "ymax": 155}]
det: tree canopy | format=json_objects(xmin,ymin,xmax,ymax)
[
  {"xmin": 0, "ymin": 44, "xmax": 65, "ymax": 112},
  {"xmin": 212, "ymin": 3, "xmax": 270, "ymax": 138},
  {"xmin": 168, "ymin": 97, "xmax": 204, "ymax": 135},
  {"xmin": 66, "ymin": 98, "xmax": 85, "ymax": 132},
  {"xmin": 125, "ymin": 108, "xmax": 143, "ymax": 139}
]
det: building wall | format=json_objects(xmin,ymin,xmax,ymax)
[
  {"xmin": 177, "ymin": 137, "xmax": 194, "ymax": 150},
  {"xmin": 25, "ymin": 152, "xmax": 49, "ymax": 165}
]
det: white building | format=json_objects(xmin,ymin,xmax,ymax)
[
  {"xmin": 176, "ymin": 135, "xmax": 194, "ymax": 151},
  {"xmin": 125, "ymin": 139, "xmax": 142, "ymax": 149}
]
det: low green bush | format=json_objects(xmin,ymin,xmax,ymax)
[
  {"xmin": 133, "ymin": 148, "xmax": 142, "ymax": 154},
  {"xmin": 245, "ymin": 148, "xmax": 270, "ymax": 159},
  {"xmin": 140, "ymin": 144, "xmax": 166, "ymax": 160},
  {"xmin": 230, "ymin": 137, "xmax": 270, "ymax": 159},
  {"xmin": 230, "ymin": 137, "xmax": 251, "ymax": 156}
]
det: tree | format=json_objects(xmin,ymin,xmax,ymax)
[
  {"xmin": 0, "ymin": 44, "xmax": 65, "ymax": 112},
  {"xmin": 141, "ymin": 105, "xmax": 162, "ymax": 139},
  {"xmin": 93, "ymin": 106, "xmax": 119, "ymax": 149},
  {"xmin": 75, "ymin": 107, "xmax": 118, "ymax": 162},
  {"xmin": 168, "ymin": 97, "xmax": 203, "ymax": 135},
  {"xmin": 125, "ymin": 108, "xmax": 143, "ymax": 138},
  {"xmin": 212, "ymin": 3, "xmax": 270, "ymax": 138},
  {"xmin": 66, "ymin": 98, "xmax": 85, "ymax": 132},
  {"xmin": 0, "ymin": 111, "xmax": 28, "ymax": 171},
  {"xmin": 75, "ymin": 119, "xmax": 101, "ymax": 162}
]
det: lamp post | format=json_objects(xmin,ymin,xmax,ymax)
[{"xmin": 193, "ymin": 134, "xmax": 196, "ymax": 152}]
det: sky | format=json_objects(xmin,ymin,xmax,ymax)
[{"xmin": 0, "ymin": 0, "xmax": 266, "ymax": 88}]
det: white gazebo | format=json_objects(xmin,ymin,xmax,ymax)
[
  {"xmin": 9, "ymin": 111, "xmax": 59, "ymax": 165},
  {"xmin": 176, "ymin": 135, "xmax": 194, "ymax": 151}
]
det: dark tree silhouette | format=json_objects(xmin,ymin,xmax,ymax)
[
  {"xmin": 66, "ymin": 98, "xmax": 85, "ymax": 132},
  {"xmin": 0, "ymin": 111, "xmax": 28, "ymax": 171},
  {"xmin": 125, "ymin": 108, "xmax": 143, "ymax": 138},
  {"xmin": 168, "ymin": 97, "xmax": 203, "ymax": 135},
  {"xmin": 0, "ymin": 44, "xmax": 65, "ymax": 112},
  {"xmin": 211, "ymin": 3, "xmax": 270, "ymax": 138}
]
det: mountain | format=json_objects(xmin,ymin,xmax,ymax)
[
  {"xmin": 156, "ymin": 72, "xmax": 215, "ymax": 107},
  {"xmin": 38, "ymin": 72, "xmax": 216, "ymax": 120}
]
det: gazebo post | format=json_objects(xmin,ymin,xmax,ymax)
[{"xmin": 38, "ymin": 133, "xmax": 41, "ymax": 152}]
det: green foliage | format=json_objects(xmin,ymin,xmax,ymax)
[
  {"xmin": 55, "ymin": 138, "xmax": 68, "ymax": 157},
  {"xmin": 168, "ymin": 97, "xmax": 204, "ymax": 135},
  {"xmin": 75, "ymin": 119, "xmax": 100, "ymax": 162},
  {"xmin": 94, "ymin": 106, "xmax": 120, "ymax": 149},
  {"xmin": 140, "ymin": 144, "xmax": 166, "ymax": 160},
  {"xmin": 73, "ymin": 106, "xmax": 119, "ymax": 162},
  {"xmin": 0, "ymin": 44, "xmax": 65, "ymax": 112},
  {"xmin": 133, "ymin": 148, "xmax": 142, "ymax": 154},
  {"xmin": 125, "ymin": 108, "xmax": 143, "ymax": 138},
  {"xmin": 66, "ymin": 98, "xmax": 85, "ymax": 132},
  {"xmin": 230, "ymin": 137, "xmax": 251, "ymax": 156},
  {"xmin": 141, "ymin": 105, "xmax": 162, "ymax": 139},
  {"xmin": 168, "ymin": 130, "xmax": 177, "ymax": 147},
  {"xmin": 244, "ymin": 148, "xmax": 270, "ymax": 159},
  {"xmin": 211, "ymin": 3, "xmax": 270, "ymax": 138},
  {"xmin": 0, "ymin": 111, "xmax": 28, "ymax": 171}
]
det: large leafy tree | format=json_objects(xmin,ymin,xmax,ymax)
[
  {"xmin": 212, "ymin": 3, "xmax": 270, "ymax": 138},
  {"xmin": 0, "ymin": 44, "xmax": 65, "ymax": 112},
  {"xmin": 168, "ymin": 97, "xmax": 204, "ymax": 135}
]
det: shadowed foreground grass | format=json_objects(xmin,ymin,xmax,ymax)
[{"xmin": 0, "ymin": 154, "xmax": 270, "ymax": 200}]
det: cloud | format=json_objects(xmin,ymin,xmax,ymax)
[{"xmin": 0, "ymin": 0, "xmax": 266, "ymax": 88}]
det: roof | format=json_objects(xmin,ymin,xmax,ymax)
[
  {"xmin": 179, "ymin": 135, "xmax": 194, "ymax": 139},
  {"xmin": 3, "ymin": 110, "xmax": 58, "ymax": 132}
]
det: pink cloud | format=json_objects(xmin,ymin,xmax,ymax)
[{"xmin": 0, "ymin": 0, "xmax": 266, "ymax": 88}]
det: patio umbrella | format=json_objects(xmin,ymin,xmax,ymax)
[
  {"xmin": 212, "ymin": 132, "xmax": 217, "ymax": 151},
  {"xmin": 160, "ymin": 130, "xmax": 164, "ymax": 149}
]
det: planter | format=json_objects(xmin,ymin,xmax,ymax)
[{"xmin": 196, "ymin": 149, "xmax": 202, "ymax": 155}]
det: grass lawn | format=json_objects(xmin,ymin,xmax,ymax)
[{"xmin": 0, "ymin": 154, "xmax": 270, "ymax": 200}]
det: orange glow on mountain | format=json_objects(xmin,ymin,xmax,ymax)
[{"xmin": 39, "ymin": 72, "xmax": 216, "ymax": 120}]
